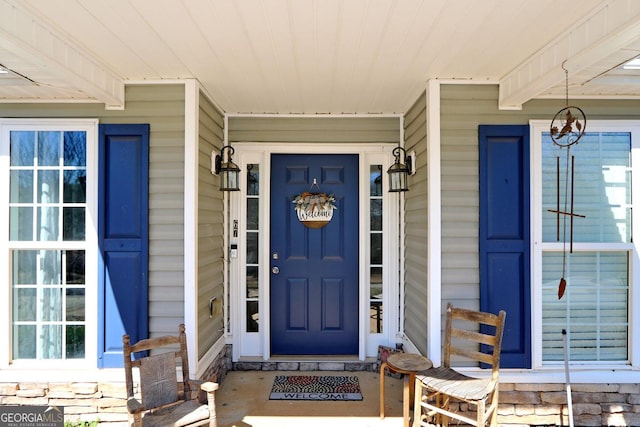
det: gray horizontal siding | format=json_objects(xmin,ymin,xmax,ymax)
[
  {"xmin": 229, "ymin": 116, "xmax": 399, "ymax": 144},
  {"xmin": 403, "ymin": 92, "xmax": 428, "ymax": 355},
  {"xmin": 131, "ymin": 85, "xmax": 186, "ymax": 337},
  {"xmin": 0, "ymin": 84, "xmax": 187, "ymax": 339},
  {"xmin": 197, "ymin": 91, "xmax": 225, "ymax": 359}
]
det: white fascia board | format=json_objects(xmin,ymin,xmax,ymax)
[
  {"xmin": 499, "ymin": 0, "xmax": 640, "ymax": 110},
  {"xmin": 0, "ymin": 0, "xmax": 125, "ymax": 109}
]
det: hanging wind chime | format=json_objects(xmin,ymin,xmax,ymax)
[{"xmin": 548, "ymin": 61, "xmax": 587, "ymax": 299}]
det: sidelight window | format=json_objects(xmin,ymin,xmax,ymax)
[
  {"xmin": 245, "ymin": 164, "xmax": 260, "ymax": 332},
  {"xmin": 370, "ymin": 165, "xmax": 383, "ymax": 334}
]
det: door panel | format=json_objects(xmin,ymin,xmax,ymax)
[{"xmin": 270, "ymin": 154, "xmax": 359, "ymax": 355}]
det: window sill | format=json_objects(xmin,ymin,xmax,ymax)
[
  {"xmin": 455, "ymin": 366, "xmax": 639, "ymax": 384},
  {"xmin": 0, "ymin": 367, "xmax": 125, "ymax": 384}
]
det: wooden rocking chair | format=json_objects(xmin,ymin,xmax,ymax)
[
  {"xmin": 123, "ymin": 324, "xmax": 219, "ymax": 427},
  {"xmin": 413, "ymin": 304, "xmax": 506, "ymax": 427}
]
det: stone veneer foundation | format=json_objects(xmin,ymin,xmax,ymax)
[
  {"xmin": 0, "ymin": 346, "xmax": 232, "ymax": 426},
  {"xmin": 1, "ymin": 349, "xmax": 638, "ymax": 426}
]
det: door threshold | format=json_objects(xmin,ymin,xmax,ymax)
[
  {"xmin": 269, "ymin": 355, "xmax": 363, "ymax": 362},
  {"xmin": 233, "ymin": 356, "xmax": 378, "ymax": 372}
]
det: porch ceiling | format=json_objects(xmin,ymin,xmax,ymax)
[{"xmin": 1, "ymin": 0, "xmax": 640, "ymax": 113}]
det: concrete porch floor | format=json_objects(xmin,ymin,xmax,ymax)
[{"xmin": 216, "ymin": 370, "xmax": 406, "ymax": 427}]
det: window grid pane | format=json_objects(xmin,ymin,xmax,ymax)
[
  {"xmin": 541, "ymin": 252, "xmax": 628, "ymax": 362},
  {"xmin": 542, "ymin": 132, "xmax": 631, "ymax": 243},
  {"xmin": 8, "ymin": 129, "xmax": 88, "ymax": 361},
  {"xmin": 12, "ymin": 249, "xmax": 86, "ymax": 360},
  {"xmin": 9, "ymin": 131, "xmax": 87, "ymax": 244}
]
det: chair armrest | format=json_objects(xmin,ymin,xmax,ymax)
[
  {"xmin": 200, "ymin": 381, "xmax": 219, "ymax": 393},
  {"xmin": 189, "ymin": 380, "xmax": 219, "ymax": 404},
  {"xmin": 126, "ymin": 397, "xmax": 146, "ymax": 414},
  {"xmin": 200, "ymin": 381, "xmax": 219, "ymax": 420}
]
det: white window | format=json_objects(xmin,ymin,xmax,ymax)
[
  {"xmin": 532, "ymin": 121, "xmax": 640, "ymax": 368},
  {"xmin": 0, "ymin": 119, "xmax": 98, "ymax": 369}
]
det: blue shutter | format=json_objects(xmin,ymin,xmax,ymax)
[
  {"xmin": 98, "ymin": 124, "xmax": 149, "ymax": 368},
  {"xmin": 479, "ymin": 125, "xmax": 531, "ymax": 368}
]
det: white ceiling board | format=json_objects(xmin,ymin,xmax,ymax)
[
  {"xmin": 74, "ymin": 0, "xmax": 172, "ymax": 78},
  {"xmin": 0, "ymin": 0, "xmax": 637, "ymax": 113}
]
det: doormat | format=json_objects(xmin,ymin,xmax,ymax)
[{"xmin": 269, "ymin": 375, "xmax": 363, "ymax": 401}]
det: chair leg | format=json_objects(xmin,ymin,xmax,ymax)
[
  {"xmin": 434, "ymin": 393, "xmax": 442, "ymax": 426},
  {"xmin": 477, "ymin": 399, "xmax": 485, "ymax": 427},
  {"xmin": 489, "ymin": 389, "xmax": 499, "ymax": 427},
  {"xmin": 413, "ymin": 380, "xmax": 422, "ymax": 427},
  {"xmin": 490, "ymin": 405, "xmax": 497, "ymax": 427},
  {"xmin": 441, "ymin": 394, "xmax": 450, "ymax": 427},
  {"xmin": 208, "ymin": 391, "xmax": 217, "ymax": 427},
  {"xmin": 132, "ymin": 413, "xmax": 142, "ymax": 427},
  {"xmin": 379, "ymin": 362, "xmax": 388, "ymax": 419}
]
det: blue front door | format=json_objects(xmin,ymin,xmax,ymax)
[{"xmin": 270, "ymin": 154, "xmax": 359, "ymax": 355}]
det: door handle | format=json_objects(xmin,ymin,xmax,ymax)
[{"xmin": 272, "ymin": 266, "xmax": 280, "ymax": 275}]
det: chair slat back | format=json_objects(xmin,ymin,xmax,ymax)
[
  {"xmin": 443, "ymin": 303, "xmax": 506, "ymax": 379},
  {"xmin": 123, "ymin": 324, "xmax": 192, "ymax": 409},
  {"xmin": 139, "ymin": 351, "xmax": 179, "ymax": 408},
  {"xmin": 450, "ymin": 348, "xmax": 495, "ymax": 366}
]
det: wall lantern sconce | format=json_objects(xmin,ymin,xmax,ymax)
[
  {"xmin": 213, "ymin": 145, "xmax": 241, "ymax": 191},
  {"xmin": 387, "ymin": 146, "xmax": 414, "ymax": 192}
]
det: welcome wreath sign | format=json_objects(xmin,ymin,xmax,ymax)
[{"xmin": 292, "ymin": 191, "xmax": 336, "ymax": 229}]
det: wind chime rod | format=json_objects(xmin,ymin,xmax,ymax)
[
  {"xmin": 563, "ymin": 60, "xmax": 569, "ymax": 107},
  {"xmin": 547, "ymin": 157, "xmax": 586, "ymax": 235}
]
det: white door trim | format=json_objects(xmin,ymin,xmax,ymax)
[{"xmin": 229, "ymin": 143, "xmax": 400, "ymax": 361}]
